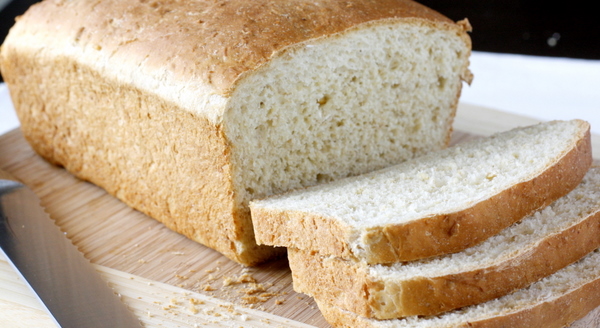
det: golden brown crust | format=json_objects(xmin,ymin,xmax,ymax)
[
  {"xmin": 252, "ymin": 125, "xmax": 593, "ymax": 264},
  {"xmin": 288, "ymin": 249, "xmax": 372, "ymax": 316},
  {"xmin": 289, "ymin": 199, "xmax": 600, "ymax": 318},
  {"xmin": 464, "ymin": 280, "xmax": 600, "ymax": 328},
  {"xmin": 253, "ymin": 209, "xmax": 354, "ymax": 258},
  {"xmin": 316, "ymin": 272, "xmax": 600, "ymax": 328},
  {"xmin": 0, "ymin": 46, "xmax": 281, "ymax": 265},
  {"xmin": 4, "ymin": 0, "xmax": 461, "ymax": 96}
]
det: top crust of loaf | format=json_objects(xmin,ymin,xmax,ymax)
[{"xmin": 1, "ymin": 0, "xmax": 470, "ymax": 123}]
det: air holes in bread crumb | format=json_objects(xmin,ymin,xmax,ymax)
[
  {"xmin": 74, "ymin": 27, "xmax": 85, "ymax": 43},
  {"xmin": 316, "ymin": 173, "xmax": 333, "ymax": 183},
  {"xmin": 438, "ymin": 76, "xmax": 447, "ymax": 89},
  {"xmin": 317, "ymin": 95, "xmax": 330, "ymax": 107},
  {"xmin": 486, "ymin": 173, "xmax": 497, "ymax": 181}
]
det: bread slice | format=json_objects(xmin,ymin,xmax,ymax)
[
  {"xmin": 288, "ymin": 166, "xmax": 600, "ymax": 319},
  {"xmin": 316, "ymin": 248, "xmax": 600, "ymax": 328},
  {"xmin": 251, "ymin": 120, "xmax": 592, "ymax": 264},
  {"xmin": 0, "ymin": 0, "xmax": 472, "ymax": 265}
]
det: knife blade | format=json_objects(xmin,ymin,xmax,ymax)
[{"xmin": 0, "ymin": 169, "xmax": 141, "ymax": 327}]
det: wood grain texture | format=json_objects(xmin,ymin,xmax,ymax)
[
  {"xmin": 0, "ymin": 127, "xmax": 326, "ymax": 327},
  {"xmin": 0, "ymin": 104, "xmax": 599, "ymax": 327},
  {"xmin": 0, "ymin": 252, "xmax": 312, "ymax": 327},
  {"xmin": 0, "ymin": 254, "xmax": 57, "ymax": 328}
]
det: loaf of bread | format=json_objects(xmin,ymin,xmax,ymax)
[
  {"xmin": 0, "ymin": 0, "xmax": 472, "ymax": 265},
  {"xmin": 288, "ymin": 166, "xmax": 600, "ymax": 319},
  {"xmin": 316, "ymin": 248, "xmax": 600, "ymax": 328},
  {"xmin": 251, "ymin": 120, "xmax": 592, "ymax": 264}
]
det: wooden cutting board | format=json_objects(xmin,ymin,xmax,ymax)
[{"xmin": 1, "ymin": 103, "xmax": 599, "ymax": 328}]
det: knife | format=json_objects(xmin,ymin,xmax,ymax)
[{"xmin": 0, "ymin": 169, "xmax": 141, "ymax": 327}]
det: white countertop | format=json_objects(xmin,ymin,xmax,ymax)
[
  {"xmin": 460, "ymin": 52, "xmax": 600, "ymax": 135},
  {"xmin": 1, "ymin": 51, "xmax": 599, "ymax": 136}
]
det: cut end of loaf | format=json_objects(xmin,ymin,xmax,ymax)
[{"xmin": 227, "ymin": 19, "xmax": 471, "ymax": 208}]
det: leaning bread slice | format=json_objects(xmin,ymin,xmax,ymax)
[
  {"xmin": 316, "ymin": 248, "xmax": 600, "ymax": 328},
  {"xmin": 251, "ymin": 120, "xmax": 592, "ymax": 264},
  {"xmin": 288, "ymin": 166, "xmax": 600, "ymax": 319}
]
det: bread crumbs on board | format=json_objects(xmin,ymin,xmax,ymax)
[{"xmin": 169, "ymin": 262, "xmax": 290, "ymax": 316}]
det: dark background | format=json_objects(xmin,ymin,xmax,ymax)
[
  {"xmin": 419, "ymin": 0, "xmax": 600, "ymax": 60},
  {"xmin": 1, "ymin": 0, "xmax": 599, "ymax": 82}
]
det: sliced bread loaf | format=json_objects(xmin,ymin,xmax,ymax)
[
  {"xmin": 316, "ymin": 248, "xmax": 600, "ymax": 328},
  {"xmin": 288, "ymin": 166, "xmax": 600, "ymax": 319},
  {"xmin": 251, "ymin": 120, "xmax": 592, "ymax": 264},
  {"xmin": 0, "ymin": 0, "xmax": 472, "ymax": 265}
]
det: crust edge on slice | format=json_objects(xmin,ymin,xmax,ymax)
[
  {"xmin": 251, "ymin": 121, "xmax": 592, "ymax": 264},
  {"xmin": 288, "ymin": 168, "xmax": 600, "ymax": 319},
  {"xmin": 315, "ymin": 249, "xmax": 600, "ymax": 328}
]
